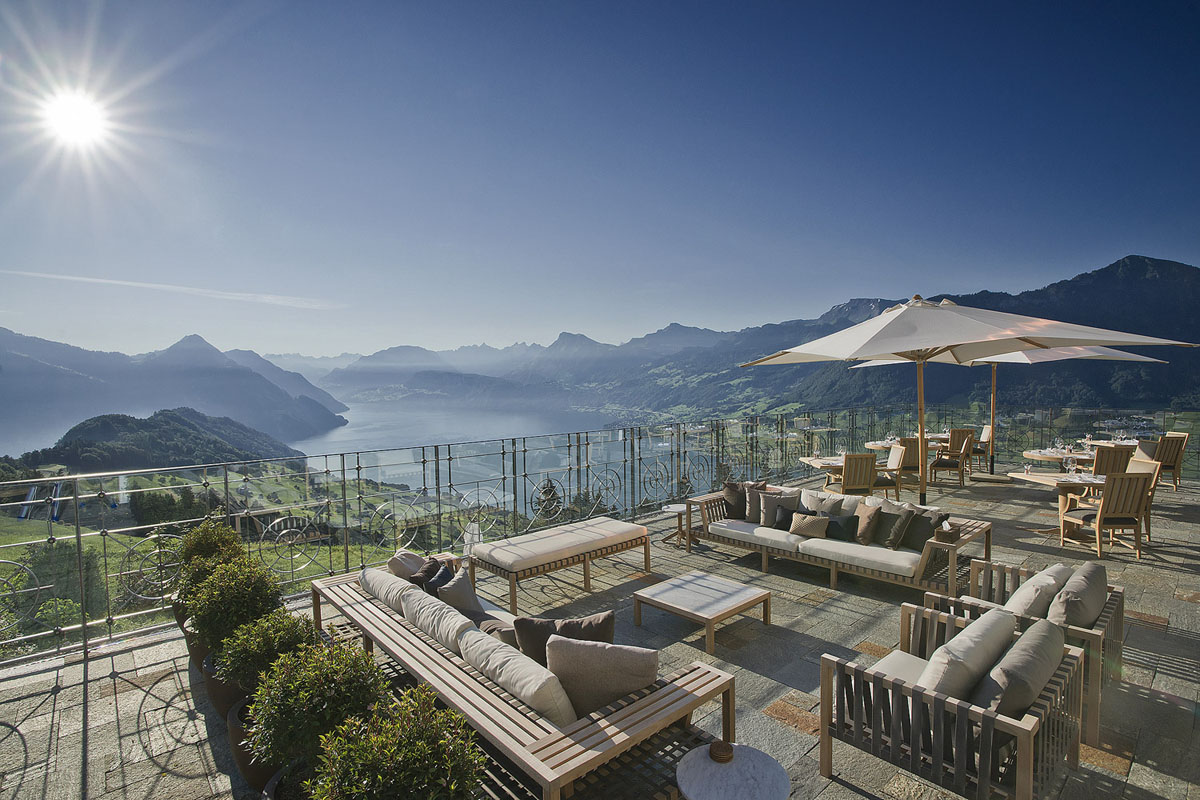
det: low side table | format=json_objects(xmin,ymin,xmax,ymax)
[
  {"xmin": 662, "ymin": 503, "xmax": 688, "ymax": 547},
  {"xmin": 676, "ymin": 742, "xmax": 789, "ymax": 800},
  {"xmin": 634, "ymin": 570, "xmax": 770, "ymax": 654}
]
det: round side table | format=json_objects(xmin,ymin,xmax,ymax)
[
  {"xmin": 676, "ymin": 742, "xmax": 789, "ymax": 800},
  {"xmin": 661, "ymin": 503, "xmax": 687, "ymax": 547}
]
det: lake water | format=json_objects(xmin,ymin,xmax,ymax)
[{"xmin": 288, "ymin": 400, "xmax": 614, "ymax": 456}]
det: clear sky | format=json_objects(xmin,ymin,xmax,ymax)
[{"xmin": 1, "ymin": 1, "xmax": 1197, "ymax": 356}]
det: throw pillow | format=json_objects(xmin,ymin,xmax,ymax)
[
  {"xmin": 406, "ymin": 557, "xmax": 444, "ymax": 589},
  {"xmin": 722, "ymin": 481, "xmax": 748, "ymax": 520},
  {"xmin": 762, "ymin": 493, "xmax": 800, "ymax": 531},
  {"xmin": 459, "ymin": 629, "xmax": 577, "ymax": 727},
  {"xmin": 853, "ymin": 504, "xmax": 881, "ymax": 545},
  {"xmin": 971, "ymin": 619, "xmax": 1065, "ymax": 717},
  {"xmin": 821, "ymin": 512, "xmax": 857, "ymax": 542},
  {"xmin": 879, "ymin": 509, "xmax": 917, "ymax": 549},
  {"xmin": 424, "ymin": 564, "xmax": 454, "ymax": 594},
  {"xmin": 437, "ymin": 567, "xmax": 486, "ymax": 614},
  {"xmin": 746, "ymin": 486, "xmax": 780, "ymax": 525},
  {"xmin": 915, "ymin": 608, "xmax": 1017, "ymax": 700},
  {"xmin": 1003, "ymin": 571, "xmax": 1063, "ymax": 618},
  {"xmin": 789, "ymin": 513, "xmax": 829, "ymax": 538},
  {"xmin": 387, "ymin": 548, "xmax": 427, "ymax": 579},
  {"xmin": 513, "ymin": 611, "xmax": 616, "ymax": 666},
  {"xmin": 900, "ymin": 509, "xmax": 949, "ymax": 551},
  {"xmin": 800, "ymin": 489, "xmax": 844, "ymax": 516},
  {"xmin": 1047, "ymin": 562, "xmax": 1108, "ymax": 628},
  {"xmin": 545, "ymin": 635, "xmax": 658, "ymax": 717}
]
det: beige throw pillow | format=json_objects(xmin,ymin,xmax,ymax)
[
  {"xmin": 789, "ymin": 513, "xmax": 829, "ymax": 538},
  {"xmin": 853, "ymin": 504, "xmax": 880, "ymax": 545},
  {"xmin": 459, "ymin": 629, "xmax": 577, "ymax": 727},
  {"xmin": 916, "ymin": 608, "xmax": 1017, "ymax": 699},
  {"xmin": 387, "ymin": 548, "xmax": 428, "ymax": 579},
  {"xmin": 746, "ymin": 486, "xmax": 780, "ymax": 524},
  {"xmin": 545, "ymin": 635, "xmax": 658, "ymax": 717},
  {"xmin": 437, "ymin": 567, "xmax": 485, "ymax": 615}
]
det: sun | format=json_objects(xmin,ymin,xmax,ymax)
[{"xmin": 41, "ymin": 91, "xmax": 111, "ymax": 147}]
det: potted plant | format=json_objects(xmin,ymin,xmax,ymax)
[
  {"xmin": 173, "ymin": 515, "xmax": 244, "ymax": 628},
  {"xmin": 307, "ymin": 684, "xmax": 486, "ymax": 800},
  {"xmin": 186, "ymin": 557, "xmax": 279, "ymax": 672},
  {"xmin": 238, "ymin": 641, "xmax": 388, "ymax": 794},
  {"xmin": 207, "ymin": 609, "xmax": 314, "ymax": 718}
]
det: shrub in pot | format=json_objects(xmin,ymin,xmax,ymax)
[
  {"xmin": 189, "ymin": 558, "xmax": 282, "ymax": 652},
  {"xmin": 247, "ymin": 642, "xmax": 389, "ymax": 785},
  {"xmin": 207, "ymin": 609, "xmax": 314, "ymax": 716},
  {"xmin": 180, "ymin": 514, "xmax": 243, "ymax": 564},
  {"xmin": 308, "ymin": 684, "xmax": 485, "ymax": 800},
  {"xmin": 175, "ymin": 553, "xmax": 243, "ymax": 629}
]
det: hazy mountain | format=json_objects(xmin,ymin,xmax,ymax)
[
  {"xmin": 622, "ymin": 323, "xmax": 728, "ymax": 356},
  {"xmin": 260, "ymin": 351, "xmax": 362, "ymax": 383},
  {"xmin": 437, "ymin": 341, "xmax": 546, "ymax": 377},
  {"xmin": 321, "ymin": 344, "xmax": 456, "ymax": 392},
  {"xmin": 17, "ymin": 408, "xmax": 304, "ymax": 472},
  {"xmin": 0, "ymin": 330, "xmax": 347, "ymax": 456},
  {"xmin": 224, "ymin": 349, "xmax": 348, "ymax": 413}
]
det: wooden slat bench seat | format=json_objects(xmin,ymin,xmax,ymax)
[
  {"xmin": 312, "ymin": 573, "xmax": 734, "ymax": 800},
  {"xmin": 468, "ymin": 516, "xmax": 651, "ymax": 614}
]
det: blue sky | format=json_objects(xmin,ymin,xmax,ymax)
[{"xmin": 1, "ymin": 1, "xmax": 1197, "ymax": 356}]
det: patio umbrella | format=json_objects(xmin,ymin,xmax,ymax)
[
  {"xmin": 741, "ymin": 296, "xmax": 1193, "ymax": 503},
  {"xmin": 854, "ymin": 345, "xmax": 1167, "ymax": 474}
]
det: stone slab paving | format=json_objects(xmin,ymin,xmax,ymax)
[{"xmin": 1, "ymin": 467, "xmax": 1196, "ymax": 799}]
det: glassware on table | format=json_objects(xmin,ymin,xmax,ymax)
[
  {"xmin": 813, "ymin": 446, "xmax": 821, "ymax": 458},
  {"xmin": 1064, "ymin": 457, "xmax": 1077, "ymax": 474},
  {"xmin": 1054, "ymin": 437, "xmax": 1065, "ymax": 450},
  {"xmin": 836, "ymin": 447, "xmax": 846, "ymax": 458},
  {"xmin": 1023, "ymin": 463, "xmax": 1032, "ymax": 474}
]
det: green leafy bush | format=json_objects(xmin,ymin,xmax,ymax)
[
  {"xmin": 309, "ymin": 684, "xmax": 485, "ymax": 800},
  {"xmin": 180, "ymin": 515, "xmax": 243, "ymax": 564},
  {"xmin": 215, "ymin": 609, "xmax": 315, "ymax": 691},
  {"xmin": 248, "ymin": 642, "xmax": 388, "ymax": 768},
  {"xmin": 188, "ymin": 559, "xmax": 281, "ymax": 650}
]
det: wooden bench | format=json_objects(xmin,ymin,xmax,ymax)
[
  {"xmin": 469, "ymin": 517, "xmax": 651, "ymax": 614},
  {"xmin": 686, "ymin": 491, "xmax": 991, "ymax": 596},
  {"xmin": 820, "ymin": 603, "xmax": 1083, "ymax": 800},
  {"xmin": 922, "ymin": 559, "xmax": 1124, "ymax": 747},
  {"xmin": 312, "ymin": 572, "xmax": 735, "ymax": 800}
]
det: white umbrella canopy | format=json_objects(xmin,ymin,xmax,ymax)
[
  {"xmin": 742, "ymin": 296, "xmax": 1194, "ymax": 502},
  {"xmin": 852, "ymin": 346, "xmax": 1168, "ymax": 473}
]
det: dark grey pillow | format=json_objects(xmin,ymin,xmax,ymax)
[
  {"xmin": 901, "ymin": 511, "xmax": 949, "ymax": 551},
  {"xmin": 406, "ymin": 557, "xmax": 444, "ymax": 591},
  {"xmin": 746, "ymin": 486, "xmax": 780, "ymax": 524},
  {"xmin": 971, "ymin": 619, "xmax": 1065, "ymax": 717},
  {"xmin": 722, "ymin": 481, "xmax": 747, "ymax": 520},
  {"xmin": 513, "ymin": 611, "xmax": 616, "ymax": 666},
  {"xmin": 763, "ymin": 493, "xmax": 801, "ymax": 531},
  {"xmin": 800, "ymin": 493, "xmax": 843, "ymax": 516},
  {"xmin": 1047, "ymin": 562, "xmax": 1108, "ymax": 628},
  {"xmin": 879, "ymin": 509, "xmax": 916, "ymax": 549},
  {"xmin": 821, "ymin": 512, "xmax": 857, "ymax": 542}
]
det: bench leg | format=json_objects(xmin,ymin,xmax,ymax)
[
  {"xmin": 508, "ymin": 575, "xmax": 518, "ymax": 615},
  {"xmin": 311, "ymin": 587, "xmax": 322, "ymax": 632},
  {"xmin": 468, "ymin": 559, "xmax": 476, "ymax": 587},
  {"xmin": 362, "ymin": 635, "xmax": 373, "ymax": 655},
  {"xmin": 829, "ymin": 567, "xmax": 838, "ymax": 590},
  {"xmin": 761, "ymin": 551, "xmax": 768, "ymax": 572},
  {"xmin": 762, "ymin": 595, "xmax": 770, "ymax": 626},
  {"xmin": 705, "ymin": 621, "xmax": 715, "ymax": 654},
  {"xmin": 633, "ymin": 597, "xmax": 642, "ymax": 626},
  {"xmin": 722, "ymin": 684, "xmax": 735, "ymax": 742},
  {"xmin": 819, "ymin": 660, "xmax": 833, "ymax": 777},
  {"xmin": 643, "ymin": 537, "xmax": 651, "ymax": 571},
  {"xmin": 583, "ymin": 554, "xmax": 591, "ymax": 592}
]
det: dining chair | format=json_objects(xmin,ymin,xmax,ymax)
[
  {"xmin": 824, "ymin": 453, "xmax": 877, "ymax": 497},
  {"xmin": 872, "ymin": 445, "xmax": 906, "ymax": 501},
  {"xmin": 1152, "ymin": 432, "xmax": 1189, "ymax": 491},
  {"xmin": 897, "ymin": 436, "xmax": 922, "ymax": 488},
  {"xmin": 1061, "ymin": 471, "xmax": 1156, "ymax": 559},
  {"xmin": 929, "ymin": 432, "xmax": 973, "ymax": 487},
  {"xmin": 971, "ymin": 424, "xmax": 993, "ymax": 471}
]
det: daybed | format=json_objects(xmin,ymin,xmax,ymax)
[{"xmin": 686, "ymin": 485, "xmax": 991, "ymax": 595}]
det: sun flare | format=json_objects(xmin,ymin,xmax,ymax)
[{"xmin": 41, "ymin": 91, "xmax": 110, "ymax": 147}]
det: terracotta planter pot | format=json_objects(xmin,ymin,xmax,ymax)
[
  {"xmin": 201, "ymin": 653, "xmax": 246, "ymax": 718},
  {"xmin": 228, "ymin": 697, "xmax": 281, "ymax": 794},
  {"xmin": 183, "ymin": 621, "xmax": 210, "ymax": 667}
]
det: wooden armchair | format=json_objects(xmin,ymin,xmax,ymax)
[
  {"xmin": 820, "ymin": 603, "xmax": 1083, "ymax": 800},
  {"xmin": 873, "ymin": 444, "xmax": 906, "ymax": 501},
  {"xmin": 930, "ymin": 432, "xmax": 974, "ymax": 487},
  {"xmin": 897, "ymin": 436, "xmax": 922, "ymax": 490},
  {"xmin": 1150, "ymin": 432, "xmax": 1189, "ymax": 490},
  {"xmin": 923, "ymin": 559, "xmax": 1124, "ymax": 747},
  {"xmin": 1090, "ymin": 444, "xmax": 1133, "ymax": 476},
  {"xmin": 971, "ymin": 424, "xmax": 993, "ymax": 471},
  {"xmin": 1061, "ymin": 470, "xmax": 1156, "ymax": 559},
  {"xmin": 824, "ymin": 453, "xmax": 877, "ymax": 496}
]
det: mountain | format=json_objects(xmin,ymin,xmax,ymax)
[
  {"xmin": 17, "ymin": 408, "xmax": 304, "ymax": 472},
  {"xmin": 320, "ymin": 345, "xmax": 456, "ymax": 392},
  {"xmin": 224, "ymin": 349, "xmax": 348, "ymax": 413},
  {"xmin": 437, "ymin": 341, "xmax": 546, "ymax": 377},
  {"xmin": 622, "ymin": 323, "xmax": 728, "ymax": 356},
  {"xmin": 260, "ymin": 352, "xmax": 362, "ymax": 383},
  {"xmin": 0, "ymin": 330, "xmax": 347, "ymax": 456}
]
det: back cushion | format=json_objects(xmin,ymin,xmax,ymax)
[
  {"xmin": 512, "ymin": 611, "xmax": 616, "ymax": 666},
  {"xmin": 545, "ymin": 635, "xmax": 658, "ymax": 717},
  {"xmin": 722, "ymin": 481, "xmax": 748, "ymax": 520},
  {"xmin": 971, "ymin": 620, "xmax": 1066, "ymax": 717},
  {"xmin": 459, "ymin": 629, "xmax": 577, "ymax": 728},
  {"xmin": 1048, "ymin": 562, "xmax": 1108, "ymax": 628},
  {"xmin": 1002, "ymin": 564, "xmax": 1072, "ymax": 617},
  {"xmin": 359, "ymin": 567, "xmax": 417, "ymax": 614},
  {"xmin": 401, "ymin": 588, "xmax": 476, "ymax": 656},
  {"xmin": 387, "ymin": 548, "xmax": 428, "ymax": 579},
  {"xmin": 916, "ymin": 608, "xmax": 1017, "ymax": 699}
]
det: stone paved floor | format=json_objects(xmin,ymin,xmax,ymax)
[{"xmin": 2, "ymin": 467, "xmax": 1197, "ymax": 799}]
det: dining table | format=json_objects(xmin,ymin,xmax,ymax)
[
  {"xmin": 798, "ymin": 455, "xmax": 885, "ymax": 471},
  {"xmin": 1008, "ymin": 470, "xmax": 1107, "ymax": 514}
]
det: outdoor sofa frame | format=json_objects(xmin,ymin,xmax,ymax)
[
  {"xmin": 820, "ymin": 603, "xmax": 1083, "ymax": 800},
  {"xmin": 685, "ymin": 491, "xmax": 991, "ymax": 596},
  {"xmin": 922, "ymin": 559, "xmax": 1124, "ymax": 747},
  {"xmin": 311, "ymin": 571, "xmax": 734, "ymax": 800}
]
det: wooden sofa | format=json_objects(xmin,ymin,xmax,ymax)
[
  {"xmin": 922, "ymin": 559, "xmax": 1124, "ymax": 747},
  {"xmin": 686, "ymin": 487, "xmax": 991, "ymax": 596},
  {"xmin": 469, "ymin": 516, "xmax": 650, "ymax": 614},
  {"xmin": 312, "ymin": 571, "xmax": 734, "ymax": 800},
  {"xmin": 820, "ymin": 603, "xmax": 1083, "ymax": 800}
]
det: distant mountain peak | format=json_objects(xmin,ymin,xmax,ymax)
[{"xmin": 137, "ymin": 334, "xmax": 233, "ymax": 368}]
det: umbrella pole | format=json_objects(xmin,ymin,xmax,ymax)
[
  {"xmin": 989, "ymin": 363, "xmax": 996, "ymax": 474},
  {"xmin": 918, "ymin": 361, "xmax": 927, "ymax": 505}
]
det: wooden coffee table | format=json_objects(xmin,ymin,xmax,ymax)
[{"xmin": 634, "ymin": 571, "xmax": 770, "ymax": 654}]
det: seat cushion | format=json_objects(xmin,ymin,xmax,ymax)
[
  {"xmin": 930, "ymin": 457, "xmax": 962, "ymax": 469},
  {"xmin": 797, "ymin": 538, "xmax": 923, "ymax": 577},
  {"xmin": 400, "ymin": 589, "xmax": 477, "ymax": 656},
  {"xmin": 513, "ymin": 611, "xmax": 615, "ymax": 666},
  {"xmin": 470, "ymin": 517, "xmax": 646, "ymax": 573},
  {"xmin": 916, "ymin": 608, "xmax": 1017, "ymax": 700},
  {"xmin": 545, "ymin": 635, "xmax": 658, "ymax": 717},
  {"xmin": 1062, "ymin": 510, "xmax": 1139, "ymax": 527},
  {"xmin": 708, "ymin": 518, "xmax": 803, "ymax": 552},
  {"xmin": 459, "ymin": 628, "xmax": 577, "ymax": 728},
  {"xmin": 870, "ymin": 650, "xmax": 929, "ymax": 685},
  {"xmin": 971, "ymin": 619, "xmax": 1065, "ymax": 717},
  {"xmin": 359, "ymin": 567, "xmax": 419, "ymax": 615},
  {"xmin": 1048, "ymin": 562, "xmax": 1108, "ymax": 628}
]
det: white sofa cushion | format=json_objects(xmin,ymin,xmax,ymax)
[
  {"xmin": 358, "ymin": 567, "xmax": 418, "ymax": 614},
  {"xmin": 401, "ymin": 588, "xmax": 476, "ymax": 656},
  {"xmin": 802, "ymin": 488, "xmax": 854, "ymax": 516},
  {"xmin": 708, "ymin": 519, "xmax": 804, "ymax": 552},
  {"xmin": 797, "ymin": 538, "xmax": 922, "ymax": 577},
  {"xmin": 1003, "ymin": 564, "xmax": 1072, "ymax": 618},
  {"xmin": 870, "ymin": 650, "xmax": 929, "ymax": 684},
  {"xmin": 458, "ymin": 628, "xmax": 577, "ymax": 728},
  {"xmin": 470, "ymin": 516, "xmax": 646, "ymax": 573},
  {"xmin": 387, "ymin": 548, "xmax": 429, "ymax": 579},
  {"xmin": 916, "ymin": 608, "xmax": 1017, "ymax": 700},
  {"xmin": 1048, "ymin": 562, "xmax": 1108, "ymax": 628}
]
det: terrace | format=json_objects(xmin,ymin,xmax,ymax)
[{"xmin": 1, "ymin": 406, "xmax": 1197, "ymax": 800}]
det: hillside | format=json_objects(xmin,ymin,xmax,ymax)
[{"xmin": 17, "ymin": 408, "xmax": 304, "ymax": 472}]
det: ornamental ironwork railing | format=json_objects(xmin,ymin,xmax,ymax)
[{"xmin": 0, "ymin": 404, "xmax": 1193, "ymax": 663}]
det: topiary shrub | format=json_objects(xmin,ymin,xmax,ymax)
[
  {"xmin": 180, "ymin": 515, "xmax": 243, "ymax": 564},
  {"xmin": 189, "ymin": 559, "xmax": 281, "ymax": 650},
  {"xmin": 308, "ymin": 684, "xmax": 485, "ymax": 800},
  {"xmin": 215, "ymin": 608, "xmax": 315, "ymax": 692},
  {"xmin": 248, "ymin": 642, "xmax": 389, "ymax": 769}
]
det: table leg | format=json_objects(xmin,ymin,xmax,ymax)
[
  {"xmin": 722, "ymin": 684, "xmax": 735, "ymax": 742},
  {"xmin": 633, "ymin": 597, "xmax": 642, "ymax": 626},
  {"xmin": 311, "ymin": 587, "xmax": 321, "ymax": 632},
  {"xmin": 706, "ymin": 621, "xmax": 715, "ymax": 655},
  {"xmin": 762, "ymin": 595, "xmax": 770, "ymax": 626},
  {"xmin": 582, "ymin": 555, "xmax": 591, "ymax": 592}
]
